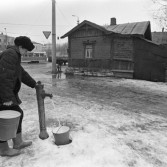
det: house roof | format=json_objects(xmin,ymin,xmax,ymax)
[
  {"xmin": 105, "ymin": 21, "xmax": 151, "ymax": 36},
  {"xmin": 61, "ymin": 20, "xmax": 108, "ymax": 38},
  {"xmin": 61, "ymin": 20, "xmax": 152, "ymax": 40}
]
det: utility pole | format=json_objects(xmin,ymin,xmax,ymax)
[{"xmin": 52, "ymin": 0, "xmax": 57, "ymax": 73}]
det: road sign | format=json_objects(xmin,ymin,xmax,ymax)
[{"xmin": 43, "ymin": 31, "xmax": 51, "ymax": 39}]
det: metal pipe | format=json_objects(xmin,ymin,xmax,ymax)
[{"xmin": 35, "ymin": 81, "xmax": 52, "ymax": 140}]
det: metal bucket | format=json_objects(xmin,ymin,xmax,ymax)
[
  {"xmin": 52, "ymin": 126, "xmax": 71, "ymax": 145},
  {"xmin": 0, "ymin": 110, "xmax": 21, "ymax": 141}
]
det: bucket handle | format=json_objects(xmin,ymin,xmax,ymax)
[{"xmin": 55, "ymin": 125, "xmax": 63, "ymax": 134}]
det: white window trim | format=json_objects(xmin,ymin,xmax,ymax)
[{"xmin": 85, "ymin": 45, "xmax": 93, "ymax": 59}]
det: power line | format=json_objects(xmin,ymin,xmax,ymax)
[
  {"xmin": 4, "ymin": 31, "xmax": 42, "ymax": 37},
  {"xmin": 0, "ymin": 22, "xmax": 71, "ymax": 27},
  {"xmin": 57, "ymin": 2, "xmax": 73, "ymax": 26},
  {"xmin": 25, "ymin": 0, "xmax": 51, "ymax": 36},
  {"xmin": 0, "ymin": 22, "xmax": 50, "ymax": 27}
]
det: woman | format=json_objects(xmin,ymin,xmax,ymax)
[{"xmin": 0, "ymin": 36, "xmax": 37, "ymax": 157}]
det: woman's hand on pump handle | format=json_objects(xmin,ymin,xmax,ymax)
[{"xmin": 3, "ymin": 101, "xmax": 13, "ymax": 106}]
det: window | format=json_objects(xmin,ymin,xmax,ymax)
[
  {"xmin": 28, "ymin": 53, "xmax": 33, "ymax": 57},
  {"xmin": 85, "ymin": 45, "xmax": 93, "ymax": 58}
]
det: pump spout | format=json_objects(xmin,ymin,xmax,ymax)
[{"xmin": 41, "ymin": 91, "xmax": 53, "ymax": 99}]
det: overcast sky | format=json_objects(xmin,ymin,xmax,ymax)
[{"xmin": 0, "ymin": 0, "xmax": 160, "ymax": 44}]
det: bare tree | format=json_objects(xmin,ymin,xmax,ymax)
[{"xmin": 152, "ymin": 0, "xmax": 167, "ymax": 30}]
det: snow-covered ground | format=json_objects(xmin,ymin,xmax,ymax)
[{"xmin": 1, "ymin": 63, "xmax": 167, "ymax": 167}]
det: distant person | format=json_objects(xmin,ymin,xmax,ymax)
[
  {"xmin": 57, "ymin": 60, "xmax": 62, "ymax": 72},
  {"xmin": 0, "ymin": 36, "xmax": 37, "ymax": 157},
  {"xmin": 57, "ymin": 64, "xmax": 61, "ymax": 72}
]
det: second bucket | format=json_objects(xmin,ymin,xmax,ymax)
[{"xmin": 52, "ymin": 126, "xmax": 71, "ymax": 145}]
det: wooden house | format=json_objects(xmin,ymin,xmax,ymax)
[{"xmin": 61, "ymin": 18, "xmax": 167, "ymax": 82}]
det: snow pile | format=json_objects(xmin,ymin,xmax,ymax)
[{"xmin": 1, "ymin": 64, "xmax": 167, "ymax": 167}]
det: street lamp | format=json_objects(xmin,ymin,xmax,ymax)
[
  {"xmin": 72, "ymin": 15, "xmax": 79, "ymax": 25},
  {"xmin": 4, "ymin": 28, "xmax": 8, "ymax": 48}
]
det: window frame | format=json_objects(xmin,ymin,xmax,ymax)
[
  {"xmin": 85, "ymin": 44, "xmax": 93, "ymax": 59},
  {"xmin": 83, "ymin": 40, "xmax": 96, "ymax": 59}
]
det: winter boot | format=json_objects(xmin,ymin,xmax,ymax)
[
  {"xmin": 0, "ymin": 142, "xmax": 21, "ymax": 157},
  {"xmin": 12, "ymin": 133, "xmax": 32, "ymax": 149}
]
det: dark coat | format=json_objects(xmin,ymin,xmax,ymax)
[{"xmin": 0, "ymin": 46, "xmax": 36, "ymax": 105}]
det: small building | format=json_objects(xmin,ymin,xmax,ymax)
[
  {"xmin": 22, "ymin": 42, "xmax": 47, "ymax": 63},
  {"xmin": 0, "ymin": 33, "xmax": 15, "ymax": 52},
  {"xmin": 152, "ymin": 31, "xmax": 167, "ymax": 46},
  {"xmin": 152, "ymin": 31, "xmax": 167, "ymax": 81},
  {"xmin": 61, "ymin": 18, "xmax": 167, "ymax": 82},
  {"xmin": 32, "ymin": 41, "xmax": 44, "ymax": 52}
]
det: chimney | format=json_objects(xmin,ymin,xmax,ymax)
[{"xmin": 110, "ymin": 17, "xmax": 116, "ymax": 25}]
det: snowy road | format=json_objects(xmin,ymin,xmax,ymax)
[{"xmin": 1, "ymin": 63, "xmax": 167, "ymax": 167}]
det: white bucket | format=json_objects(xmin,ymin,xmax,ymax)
[{"xmin": 0, "ymin": 110, "xmax": 21, "ymax": 141}]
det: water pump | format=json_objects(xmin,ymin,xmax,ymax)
[{"xmin": 35, "ymin": 81, "xmax": 52, "ymax": 140}]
